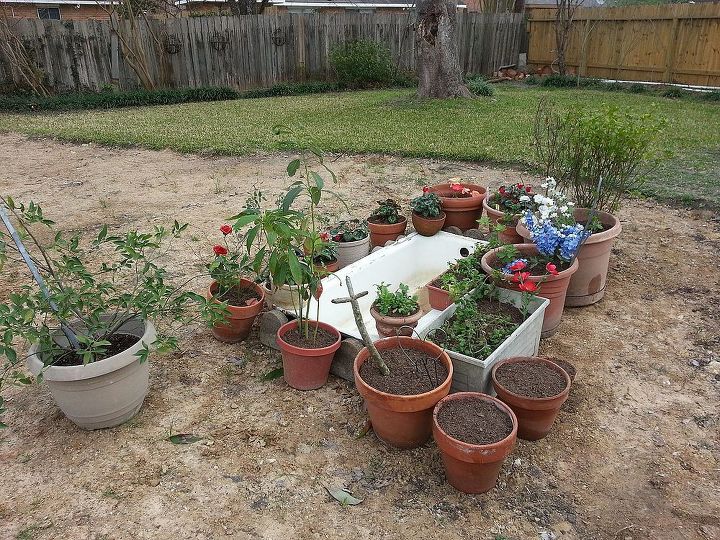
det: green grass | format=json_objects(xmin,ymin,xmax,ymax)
[{"xmin": 2, "ymin": 86, "xmax": 719, "ymax": 208}]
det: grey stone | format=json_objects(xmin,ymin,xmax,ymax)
[
  {"xmin": 443, "ymin": 226, "xmax": 463, "ymax": 236},
  {"xmin": 331, "ymin": 338, "xmax": 364, "ymax": 382},
  {"xmin": 258, "ymin": 310, "xmax": 288, "ymax": 350},
  {"xmin": 464, "ymin": 228, "xmax": 487, "ymax": 240}
]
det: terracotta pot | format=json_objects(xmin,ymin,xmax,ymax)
[
  {"xmin": 482, "ymin": 198, "xmax": 524, "ymax": 244},
  {"xmin": 426, "ymin": 282, "xmax": 452, "ymax": 311},
  {"xmin": 208, "ymin": 280, "xmax": 265, "ymax": 343},
  {"xmin": 369, "ymin": 305, "xmax": 423, "ymax": 337},
  {"xmin": 354, "ymin": 337, "xmax": 453, "ymax": 449},
  {"xmin": 412, "ymin": 211, "xmax": 446, "ymax": 237},
  {"xmin": 480, "ymin": 244, "xmax": 578, "ymax": 338},
  {"xmin": 368, "ymin": 216, "xmax": 407, "ymax": 248},
  {"xmin": 276, "ymin": 320, "xmax": 341, "ymax": 390},
  {"xmin": 316, "ymin": 258, "xmax": 339, "ymax": 274},
  {"xmin": 26, "ymin": 317, "xmax": 156, "ymax": 430},
  {"xmin": 335, "ymin": 235, "xmax": 370, "ymax": 269},
  {"xmin": 432, "ymin": 392, "xmax": 518, "ymax": 493},
  {"xmin": 544, "ymin": 356, "xmax": 577, "ymax": 382},
  {"xmin": 428, "ymin": 183, "xmax": 487, "ymax": 231},
  {"xmin": 491, "ymin": 356, "xmax": 571, "ymax": 441}
]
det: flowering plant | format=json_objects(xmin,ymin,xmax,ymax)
[
  {"xmin": 446, "ymin": 178, "xmax": 482, "ymax": 199},
  {"xmin": 488, "ymin": 183, "xmax": 534, "ymax": 215},
  {"xmin": 410, "ymin": 191, "xmax": 442, "ymax": 219},
  {"xmin": 207, "ymin": 223, "xmax": 252, "ymax": 300}
]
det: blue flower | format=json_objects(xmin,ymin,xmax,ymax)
[
  {"xmin": 557, "ymin": 225, "xmax": 591, "ymax": 261},
  {"xmin": 524, "ymin": 211, "xmax": 535, "ymax": 234},
  {"xmin": 502, "ymin": 258, "xmax": 528, "ymax": 274},
  {"xmin": 533, "ymin": 222, "xmax": 561, "ymax": 258}
]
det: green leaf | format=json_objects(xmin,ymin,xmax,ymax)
[
  {"xmin": 310, "ymin": 171, "xmax": 324, "ymax": 190},
  {"xmin": 5, "ymin": 196, "xmax": 15, "ymax": 209},
  {"xmin": 309, "ymin": 187, "xmax": 321, "ymax": 205},
  {"xmin": 287, "ymin": 250, "xmax": 303, "ymax": 287},
  {"xmin": 245, "ymin": 225, "xmax": 259, "ymax": 252},
  {"xmin": 233, "ymin": 213, "xmax": 258, "ymax": 229},
  {"xmin": 97, "ymin": 225, "xmax": 108, "ymax": 243},
  {"xmin": 282, "ymin": 185, "xmax": 304, "ymax": 212},
  {"xmin": 287, "ymin": 159, "xmax": 301, "ymax": 177},
  {"xmin": 260, "ymin": 367, "xmax": 284, "ymax": 381},
  {"xmin": 167, "ymin": 433, "xmax": 202, "ymax": 445},
  {"xmin": 325, "ymin": 486, "xmax": 363, "ymax": 506},
  {"xmin": 0, "ymin": 422, "xmax": 7, "ymax": 429}
]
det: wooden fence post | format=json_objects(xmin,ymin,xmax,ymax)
[
  {"xmin": 110, "ymin": 15, "xmax": 119, "ymax": 85},
  {"xmin": 663, "ymin": 17, "xmax": 679, "ymax": 83}
]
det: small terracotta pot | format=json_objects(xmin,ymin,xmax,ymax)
[
  {"xmin": 433, "ymin": 392, "xmax": 518, "ymax": 493},
  {"xmin": 276, "ymin": 320, "xmax": 341, "ymax": 390},
  {"xmin": 482, "ymin": 198, "xmax": 524, "ymax": 244},
  {"xmin": 412, "ymin": 211, "xmax": 446, "ymax": 237},
  {"xmin": 480, "ymin": 244, "xmax": 578, "ymax": 338},
  {"xmin": 368, "ymin": 216, "xmax": 407, "ymax": 248},
  {"xmin": 369, "ymin": 306, "xmax": 423, "ymax": 337},
  {"xmin": 426, "ymin": 282, "xmax": 452, "ymax": 311},
  {"xmin": 208, "ymin": 280, "xmax": 265, "ymax": 343},
  {"xmin": 491, "ymin": 356, "xmax": 571, "ymax": 441},
  {"xmin": 336, "ymin": 235, "xmax": 370, "ymax": 269},
  {"xmin": 428, "ymin": 183, "xmax": 487, "ymax": 231},
  {"xmin": 354, "ymin": 337, "xmax": 453, "ymax": 449}
]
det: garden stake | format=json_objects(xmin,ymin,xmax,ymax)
[
  {"xmin": 331, "ymin": 276, "xmax": 389, "ymax": 375},
  {"xmin": 0, "ymin": 202, "xmax": 81, "ymax": 350}
]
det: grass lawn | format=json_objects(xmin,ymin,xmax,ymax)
[{"xmin": 2, "ymin": 86, "xmax": 719, "ymax": 208}]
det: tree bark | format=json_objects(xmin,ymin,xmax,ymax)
[{"xmin": 416, "ymin": 0, "xmax": 471, "ymax": 98}]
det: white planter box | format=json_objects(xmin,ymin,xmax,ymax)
[{"xmin": 419, "ymin": 289, "xmax": 548, "ymax": 394}]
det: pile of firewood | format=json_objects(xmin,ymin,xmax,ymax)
[{"xmin": 489, "ymin": 67, "xmax": 528, "ymax": 81}]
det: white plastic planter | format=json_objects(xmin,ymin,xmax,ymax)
[
  {"xmin": 335, "ymin": 236, "xmax": 371, "ymax": 269},
  {"xmin": 420, "ymin": 289, "xmax": 548, "ymax": 393}
]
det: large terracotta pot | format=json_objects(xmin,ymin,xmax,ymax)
[
  {"xmin": 428, "ymin": 183, "xmax": 487, "ymax": 231},
  {"xmin": 426, "ymin": 282, "xmax": 452, "ymax": 311},
  {"xmin": 412, "ymin": 211, "xmax": 446, "ymax": 237},
  {"xmin": 26, "ymin": 317, "xmax": 156, "ymax": 430},
  {"xmin": 433, "ymin": 392, "xmax": 518, "ymax": 493},
  {"xmin": 208, "ymin": 280, "xmax": 265, "ymax": 343},
  {"xmin": 354, "ymin": 337, "xmax": 453, "ymax": 449},
  {"xmin": 491, "ymin": 356, "xmax": 571, "ymax": 441},
  {"xmin": 276, "ymin": 320, "xmax": 341, "ymax": 390},
  {"xmin": 482, "ymin": 198, "xmax": 524, "ymax": 244},
  {"xmin": 480, "ymin": 244, "xmax": 578, "ymax": 338},
  {"xmin": 368, "ymin": 216, "xmax": 407, "ymax": 248},
  {"xmin": 336, "ymin": 236, "xmax": 370, "ymax": 269},
  {"xmin": 369, "ymin": 306, "xmax": 423, "ymax": 337}
]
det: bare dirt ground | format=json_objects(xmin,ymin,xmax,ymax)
[{"xmin": 0, "ymin": 133, "xmax": 718, "ymax": 540}]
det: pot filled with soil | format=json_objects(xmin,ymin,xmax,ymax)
[
  {"xmin": 428, "ymin": 181, "xmax": 487, "ymax": 231},
  {"xmin": 368, "ymin": 199, "xmax": 407, "ymax": 247},
  {"xmin": 410, "ymin": 191, "xmax": 446, "ymax": 237},
  {"xmin": 370, "ymin": 282, "xmax": 422, "ymax": 337},
  {"xmin": 354, "ymin": 336, "xmax": 453, "ymax": 449},
  {"xmin": 208, "ymin": 279, "xmax": 265, "ymax": 343},
  {"xmin": 26, "ymin": 316, "xmax": 156, "ymax": 430},
  {"xmin": 483, "ymin": 199, "xmax": 525, "ymax": 244},
  {"xmin": 370, "ymin": 306, "xmax": 423, "ymax": 337},
  {"xmin": 544, "ymin": 356, "xmax": 576, "ymax": 382},
  {"xmin": 491, "ymin": 356, "xmax": 571, "ymax": 441},
  {"xmin": 432, "ymin": 392, "xmax": 518, "ymax": 493},
  {"xmin": 426, "ymin": 280, "xmax": 452, "ymax": 311},
  {"xmin": 276, "ymin": 320, "xmax": 341, "ymax": 390}
]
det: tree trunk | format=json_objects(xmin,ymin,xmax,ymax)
[{"xmin": 416, "ymin": 0, "xmax": 472, "ymax": 98}]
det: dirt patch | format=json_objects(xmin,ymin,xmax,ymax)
[
  {"xmin": 436, "ymin": 398, "xmax": 513, "ymax": 445},
  {"xmin": 494, "ymin": 360, "xmax": 568, "ymax": 398},
  {"xmin": 1, "ymin": 134, "xmax": 719, "ymax": 540}
]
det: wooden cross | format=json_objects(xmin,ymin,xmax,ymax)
[{"xmin": 331, "ymin": 276, "xmax": 389, "ymax": 376}]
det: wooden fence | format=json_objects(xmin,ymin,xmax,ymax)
[
  {"xmin": 0, "ymin": 12, "xmax": 524, "ymax": 93},
  {"xmin": 527, "ymin": 3, "xmax": 720, "ymax": 87}
]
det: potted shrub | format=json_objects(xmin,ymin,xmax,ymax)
[
  {"xmin": 428, "ymin": 178, "xmax": 487, "ymax": 231},
  {"xmin": 329, "ymin": 219, "xmax": 370, "ymax": 269},
  {"xmin": 426, "ymin": 250, "xmax": 483, "ymax": 311},
  {"xmin": 306, "ymin": 231, "xmax": 339, "ymax": 274},
  {"xmin": 367, "ymin": 199, "xmax": 407, "ymax": 247},
  {"xmin": 483, "ymin": 182, "xmax": 535, "ymax": 244},
  {"xmin": 369, "ymin": 282, "xmax": 422, "ymax": 337},
  {"xmin": 433, "ymin": 392, "xmax": 518, "ymax": 493},
  {"xmin": 206, "ymin": 224, "xmax": 265, "ymax": 343},
  {"xmin": 0, "ymin": 198, "xmax": 219, "ymax": 430},
  {"xmin": 410, "ymin": 189, "xmax": 445, "ymax": 236},
  {"xmin": 491, "ymin": 356, "xmax": 571, "ymax": 440}
]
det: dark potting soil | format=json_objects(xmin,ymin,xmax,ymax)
[
  {"xmin": 215, "ymin": 285, "xmax": 260, "ymax": 306},
  {"xmin": 578, "ymin": 219, "xmax": 613, "ymax": 233},
  {"xmin": 494, "ymin": 259, "xmax": 571, "ymax": 277},
  {"xmin": 495, "ymin": 360, "xmax": 568, "ymax": 398},
  {"xmin": 52, "ymin": 333, "xmax": 140, "ymax": 367},
  {"xmin": 359, "ymin": 347, "xmax": 449, "ymax": 396},
  {"xmin": 436, "ymin": 398, "xmax": 513, "ymax": 445},
  {"xmin": 546, "ymin": 357, "xmax": 576, "ymax": 380},
  {"xmin": 281, "ymin": 326, "xmax": 338, "ymax": 349}
]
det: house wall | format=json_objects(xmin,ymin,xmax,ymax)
[{"xmin": 3, "ymin": 3, "xmax": 110, "ymax": 20}]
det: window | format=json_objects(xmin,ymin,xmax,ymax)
[{"xmin": 37, "ymin": 7, "xmax": 61, "ymax": 19}]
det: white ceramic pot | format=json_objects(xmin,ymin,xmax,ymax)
[
  {"xmin": 335, "ymin": 236, "xmax": 370, "ymax": 269},
  {"xmin": 26, "ymin": 317, "xmax": 156, "ymax": 430}
]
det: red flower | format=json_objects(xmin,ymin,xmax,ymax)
[
  {"xmin": 511, "ymin": 271, "xmax": 531, "ymax": 283},
  {"xmin": 320, "ymin": 231, "xmax": 330, "ymax": 242},
  {"xmin": 499, "ymin": 186, "xmax": 506, "ymax": 195},
  {"xmin": 333, "ymin": 234, "xmax": 342, "ymax": 242},
  {"xmin": 519, "ymin": 280, "xmax": 538, "ymax": 293},
  {"xmin": 516, "ymin": 183, "xmax": 523, "ymax": 189},
  {"xmin": 546, "ymin": 262, "xmax": 559, "ymax": 275},
  {"xmin": 525, "ymin": 186, "xmax": 532, "ymax": 193},
  {"xmin": 451, "ymin": 183, "xmax": 464, "ymax": 193},
  {"xmin": 220, "ymin": 224, "xmax": 232, "ymax": 236},
  {"xmin": 509, "ymin": 260, "xmax": 526, "ymax": 272},
  {"xmin": 213, "ymin": 245, "xmax": 228, "ymax": 256},
  {"xmin": 422, "ymin": 186, "xmax": 430, "ymax": 193}
]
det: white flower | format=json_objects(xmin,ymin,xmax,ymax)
[
  {"xmin": 567, "ymin": 202, "xmax": 575, "ymax": 206},
  {"xmin": 533, "ymin": 193, "xmax": 545, "ymax": 204},
  {"xmin": 519, "ymin": 195, "xmax": 530, "ymax": 202},
  {"xmin": 560, "ymin": 205, "xmax": 568, "ymax": 212}
]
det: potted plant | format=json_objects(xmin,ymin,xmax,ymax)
[
  {"xmin": 0, "ymin": 197, "xmax": 219, "ymax": 430},
  {"xmin": 329, "ymin": 219, "xmax": 370, "ymax": 269},
  {"xmin": 426, "ymin": 250, "xmax": 483, "ymax": 311},
  {"xmin": 369, "ymin": 282, "xmax": 422, "ymax": 337},
  {"xmin": 367, "ymin": 199, "xmax": 407, "ymax": 247},
  {"xmin": 491, "ymin": 356, "xmax": 571, "ymax": 440},
  {"xmin": 433, "ymin": 392, "xmax": 518, "ymax": 493},
  {"xmin": 483, "ymin": 182, "xmax": 534, "ymax": 244},
  {"xmin": 428, "ymin": 178, "xmax": 487, "ymax": 231},
  {"xmin": 206, "ymin": 224, "xmax": 265, "ymax": 343},
  {"xmin": 410, "ymin": 188, "xmax": 445, "ymax": 236},
  {"xmin": 306, "ymin": 231, "xmax": 339, "ymax": 274}
]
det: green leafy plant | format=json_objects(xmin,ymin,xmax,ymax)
[
  {"xmin": 207, "ymin": 223, "xmax": 252, "ymax": 299},
  {"xmin": 410, "ymin": 191, "xmax": 442, "ymax": 218},
  {"xmin": 329, "ymin": 40, "xmax": 394, "ymax": 89},
  {"xmin": 370, "ymin": 199, "xmax": 402, "ymax": 224},
  {"xmin": 466, "ymin": 76, "xmax": 495, "ymax": 97},
  {"xmin": 329, "ymin": 219, "xmax": 369, "ymax": 242},
  {"xmin": 373, "ymin": 282, "xmax": 419, "ymax": 317}
]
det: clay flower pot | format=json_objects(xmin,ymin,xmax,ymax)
[
  {"xmin": 433, "ymin": 392, "xmax": 518, "ymax": 493},
  {"xmin": 480, "ymin": 244, "xmax": 578, "ymax": 338},
  {"xmin": 412, "ymin": 211, "xmax": 446, "ymax": 237},
  {"xmin": 315, "ymin": 258, "xmax": 339, "ymax": 274},
  {"xmin": 354, "ymin": 336, "xmax": 453, "ymax": 449},
  {"xmin": 426, "ymin": 282, "xmax": 452, "ymax": 311},
  {"xmin": 516, "ymin": 209, "xmax": 621, "ymax": 306},
  {"xmin": 368, "ymin": 216, "xmax": 407, "ymax": 248},
  {"xmin": 335, "ymin": 236, "xmax": 370, "ymax": 269},
  {"xmin": 491, "ymin": 356, "xmax": 571, "ymax": 441},
  {"xmin": 428, "ymin": 183, "xmax": 487, "ymax": 231},
  {"xmin": 208, "ymin": 280, "xmax": 265, "ymax": 343},
  {"xmin": 482, "ymin": 198, "xmax": 524, "ymax": 244},
  {"xmin": 369, "ymin": 306, "xmax": 423, "ymax": 337},
  {"xmin": 276, "ymin": 320, "xmax": 341, "ymax": 391}
]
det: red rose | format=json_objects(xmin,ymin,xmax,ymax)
[
  {"xmin": 509, "ymin": 260, "xmax": 526, "ymax": 272},
  {"xmin": 516, "ymin": 183, "xmax": 523, "ymax": 189},
  {"xmin": 519, "ymin": 281, "xmax": 538, "ymax": 293},
  {"xmin": 320, "ymin": 232, "xmax": 330, "ymax": 242},
  {"xmin": 525, "ymin": 186, "xmax": 532, "ymax": 193},
  {"xmin": 213, "ymin": 245, "xmax": 228, "ymax": 256},
  {"xmin": 546, "ymin": 262, "xmax": 559, "ymax": 275},
  {"xmin": 422, "ymin": 186, "xmax": 430, "ymax": 193},
  {"xmin": 333, "ymin": 234, "xmax": 342, "ymax": 242},
  {"xmin": 220, "ymin": 224, "xmax": 232, "ymax": 235},
  {"xmin": 499, "ymin": 186, "xmax": 506, "ymax": 195},
  {"xmin": 451, "ymin": 183, "xmax": 464, "ymax": 192}
]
